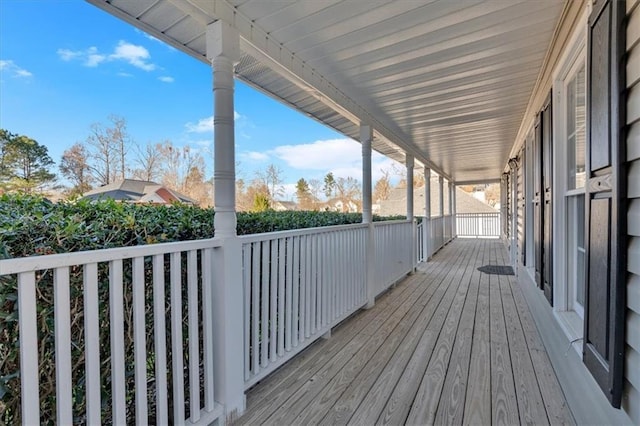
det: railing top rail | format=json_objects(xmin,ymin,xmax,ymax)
[
  {"xmin": 238, "ymin": 222, "xmax": 369, "ymax": 243},
  {"xmin": 455, "ymin": 212, "xmax": 500, "ymax": 216},
  {"xmin": 0, "ymin": 237, "xmax": 223, "ymax": 276},
  {"xmin": 372, "ymin": 219, "xmax": 412, "ymax": 227}
]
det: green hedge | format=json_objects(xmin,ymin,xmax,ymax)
[
  {"xmin": 0, "ymin": 193, "xmax": 406, "ymax": 423},
  {"xmin": 0, "ymin": 194, "xmax": 405, "ymax": 258}
]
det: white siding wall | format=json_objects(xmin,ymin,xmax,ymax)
[{"xmin": 625, "ymin": 0, "xmax": 640, "ymax": 422}]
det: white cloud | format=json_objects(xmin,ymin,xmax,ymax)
[
  {"xmin": 57, "ymin": 47, "xmax": 106, "ymax": 67},
  {"xmin": 57, "ymin": 41, "xmax": 155, "ymax": 71},
  {"xmin": 270, "ymin": 138, "xmax": 401, "ymax": 182},
  {"xmin": 86, "ymin": 47, "xmax": 107, "ymax": 67},
  {"xmin": 109, "ymin": 41, "xmax": 155, "ymax": 71},
  {"xmin": 117, "ymin": 72, "xmax": 133, "ymax": 78},
  {"xmin": 0, "ymin": 60, "xmax": 33, "ymax": 77},
  {"xmin": 271, "ymin": 138, "xmax": 361, "ymax": 171},
  {"xmin": 135, "ymin": 28, "xmax": 161, "ymax": 43},
  {"xmin": 186, "ymin": 116, "xmax": 213, "ymax": 133},
  {"xmin": 56, "ymin": 49, "xmax": 81, "ymax": 61},
  {"xmin": 185, "ymin": 111, "xmax": 241, "ymax": 133},
  {"xmin": 240, "ymin": 151, "xmax": 269, "ymax": 162},
  {"xmin": 158, "ymin": 76, "xmax": 174, "ymax": 83}
]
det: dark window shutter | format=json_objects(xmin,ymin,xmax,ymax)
[
  {"xmin": 541, "ymin": 95, "xmax": 553, "ymax": 304},
  {"xmin": 583, "ymin": 0, "xmax": 626, "ymax": 408},
  {"xmin": 533, "ymin": 112, "xmax": 543, "ymax": 288}
]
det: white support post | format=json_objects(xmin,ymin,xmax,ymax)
[
  {"xmin": 406, "ymin": 155, "xmax": 415, "ymax": 270},
  {"xmin": 423, "ymin": 167, "xmax": 431, "ymax": 260},
  {"xmin": 439, "ymin": 175, "xmax": 445, "ymax": 247},
  {"xmin": 209, "ymin": 21, "xmax": 239, "ymax": 239},
  {"xmin": 449, "ymin": 181, "xmax": 455, "ymax": 240},
  {"xmin": 206, "ymin": 21, "xmax": 246, "ymax": 420},
  {"xmin": 406, "ymin": 155, "xmax": 414, "ymax": 222},
  {"xmin": 452, "ymin": 182, "xmax": 457, "ymax": 238},
  {"xmin": 361, "ymin": 123, "xmax": 375, "ymax": 308}
]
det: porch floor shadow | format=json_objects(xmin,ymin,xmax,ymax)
[{"xmin": 234, "ymin": 239, "xmax": 574, "ymax": 426}]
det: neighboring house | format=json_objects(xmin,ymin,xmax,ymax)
[
  {"xmin": 271, "ymin": 200, "xmax": 298, "ymax": 211},
  {"xmin": 379, "ymin": 181, "xmax": 496, "ymax": 217},
  {"xmin": 82, "ymin": 179, "xmax": 197, "ymax": 205},
  {"xmin": 321, "ymin": 198, "xmax": 359, "ymax": 213}
]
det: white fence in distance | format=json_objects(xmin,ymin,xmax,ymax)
[{"xmin": 456, "ymin": 212, "xmax": 501, "ymax": 238}]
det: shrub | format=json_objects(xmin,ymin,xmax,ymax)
[{"xmin": 0, "ymin": 193, "xmax": 407, "ymax": 423}]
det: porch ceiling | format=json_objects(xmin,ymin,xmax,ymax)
[{"xmin": 88, "ymin": 0, "xmax": 565, "ymax": 183}]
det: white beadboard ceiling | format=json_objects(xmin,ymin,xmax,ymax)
[{"xmin": 87, "ymin": 0, "xmax": 565, "ymax": 183}]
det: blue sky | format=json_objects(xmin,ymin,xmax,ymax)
[{"xmin": 0, "ymin": 0, "xmax": 398, "ymax": 199}]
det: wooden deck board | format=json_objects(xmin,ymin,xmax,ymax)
[
  {"xmin": 351, "ymin": 238, "xmax": 475, "ymax": 425},
  {"xmin": 317, "ymin": 241, "xmax": 472, "ymax": 426},
  {"xmin": 364, "ymin": 239, "xmax": 477, "ymax": 425},
  {"xmin": 490, "ymin": 243, "xmax": 520, "ymax": 425},
  {"xmin": 463, "ymin": 240, "xmax": 492, "ymax": 425},
  {"xmin": 235, "ymin": 239, "xmax": 574, "ymax": 426}
]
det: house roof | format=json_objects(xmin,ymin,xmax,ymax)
[
  {"xmin": 82, "ymin": 179, "xmax": 196, "ymax": 204},
  {"xmin": 379, "ymin": 180, "xmax": 496, "ymax": 217},
  {"xmin": 87, "ymin": 0, "xmax": 567, "ymax": 184},
  {"xmin": 273, "ymin": 200, "xmax": 298, "ymax": 210}
]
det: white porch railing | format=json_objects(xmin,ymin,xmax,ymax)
[
  {"xmin": 428, "ymin": 214, "xmax": 455, "ymax": 258},
  {"xmin": 239, "ymin": 224, "xmax": 368, "ymax": 388},
  {"xmin": 0, "ymin": 220, "xmax": 421, "ymax": 423},
  {"xmin": 373, "ymin": 220, "xmax": 414, "ymax": 296},
  {"xmin": 416, "ymin": 220, "xmax": 425, "ymax": 264},
  {"xmin": 0, "ymin": 239, "xmax": 225, "ymax": 425},
  {"xmin": 456, "ymin": 212, "xmax": 501, "ymax": 238},
  {"xmin": 430, "ymin": 216, "xmax": 444, "ymax": 256}
]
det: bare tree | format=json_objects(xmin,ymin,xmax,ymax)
[
  {"xmin": 335, "ymin": 176, "xmax": 361, "ymax": 212},
  {"xmin": 86, "ymin": 122, "xmax": 115, "ymax": 185},
  {"xmin": 373, "ymin": 169, "xmax": 392, "ymax": 203},
  {"xmin": 85, "ymin": 115, "xmax": 131, "ymax": 185},
  {"xmin": 308, "ymin": 178, "xmax": 323, "ymax": 208},
  {"xmin": 133, "ymin": 142, "xmax": 163, "ymax": 182},
  {"xmin": 255, "ymin": 164, "xmax": 284, "ymax": 201},
  {"xmin": 107, "ymin": 115, "xmax": 130, "ymax": 180},
  {"xmin": 157, "ymin": 141, "xmax": 212, "ymax": 206},
  {"xmin": 60, "ymin": 143, "xmax": 93, "ymax": 195}
]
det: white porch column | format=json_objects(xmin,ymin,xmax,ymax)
[
  {"xmin": 406, "ymin": 155, "xmax": 414, "ymax": 221},
  {"xmin": 449, "ymin": 181, "xmax": 455, "ymax": 240},
  {"xmin": 439, "ymin": 175, "xmax": 445, "ymax": 247},
  {"xmin": 452, "ymin": 182, "xmax": 457, "ymax": 237},
  {"xmin": 361, "ymin": 124, "xmax": 375, "ymax": 308},
  {"xmin": 423, "ymin": 167, "xmax": 431, "ymax": 260},
  {"xmin": 406, "ymin": 155, "xmax": 416, "ymax": 270},
  {"xmin": 361, "ymin": 124, "xmax": 373, "ymax": 224},
  {"xmin": 206, "ymin": 21, "xmax": 246, "ymax": 420},
  {"xmin": 209, "ymin": 22, "xmax": 239, "ymax": 238}
]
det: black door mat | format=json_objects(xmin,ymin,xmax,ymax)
[{"xmin": 477, "ymin": 265, "xmax": 515, "ymax": 275}]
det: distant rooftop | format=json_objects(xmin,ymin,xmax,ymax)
[{"xmin": 82, "ymin": 179, "xmax": 197, "ymax": 205}]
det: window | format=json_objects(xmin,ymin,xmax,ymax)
[
  {"xmin": 564, "ymin": 61, "xmax": 586, "ymax": 320},
  {"xmin": 567, "ymin": 65, "xmax": 586, "ymax": 190},
  {"xmin": 551, "ymin": 35, "xmax": 586, "ymax": 343}
]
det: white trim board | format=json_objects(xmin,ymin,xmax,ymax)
[{"xmin": 517, "ymin": 265, "xmax": 634, "ymax": 425}]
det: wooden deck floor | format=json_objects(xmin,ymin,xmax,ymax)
[{"xmin": 235, "ymin": 239, "xmax": 574, "ymax": 426}]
